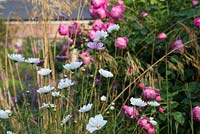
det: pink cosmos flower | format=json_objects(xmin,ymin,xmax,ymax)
[
  {"xmin": 192, "ymin": 106, "xmax": 200, "ymax": 122},
  {"xmin": 194, "ymin": 17, "xmax": 200, "ymax": 29},
  {"xmin": 80, "ymin": 51, "xmax": 93, "ymax": 65},
  {"xmin": 68, "ymin": 21, "xmax": 81, "ymax": 36},
  {"xmin": 157, "ymin": 32, "xmax": 167, "ymax": 40},
  {"xmin": 91, "ymin": 0, "xmax": 108, "ymax": 8},
  {"xmin": 115, "ymin": 37, "xmax": 129, "ymax": 49},
  {"xmin": 138, "ymin": 117, "xmax": 155, "ymax": 134},
  {"xmin": 109, "ymin": 5, "xmax": 125, "ymax": 20},
  {"xmin": 58, "ymin": 24, "xmax": 68, "ymax": 36},
  {"xmin": 144, "ymin": 123, "xmax": 155, "ymax": 134},
  {"xmin": 89, "ymin": 6, "xmax": 107, "ymax": 19},
  {"xmin": 140, "ymin": 11, "xmax": 148, "ymax": 17},
  {"xmin": 122, "ymin": 105, "xmax": 139, "ymax": 119},
  {"xmin": 138, "ymin": 117, "xmax": 149, "ymax": 127},
  {"xmin": 104, "ymin": 21, "xmax": 115, "ymax": 30},
  {"xmin": 92, "ymin": 20, "xmax": 105, "ymax": 31},
  {"xmin": 172, "ymin": 40, "xmax": 184, "ymax": 54},
  {"xmin": 142, "ymin": 87, "xmax": 157, "ymax": 100},
  {"xmin": 89, "ymin": 30, "xmax": 96, "ymax": 40},
  {"xmin": 192, "ymin": 0, "xmax": 199, "ymax": 6}
]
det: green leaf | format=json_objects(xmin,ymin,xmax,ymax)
[{"xmin": 172, "ymin": 112, "xmax": 185, "ymax": 125}]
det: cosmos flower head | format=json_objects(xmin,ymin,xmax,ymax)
[
  {"xmin": 25, "ymin": 58, "xmax": 40, "ymax": 64},
  {"xmin": 57, "ymin": 78, "xmax": 74, "ymax": 89},
  {"xmin": 37, "ymin": 85, "xmax": 54, "ymax": 94},
  {"xmin": 130, "ymin": 97, "xmax": 147, "ymax": 107},
  {"xmin": 93, "ymin": 30, "xmax": 108, "ymax": 42},
  {"xmin": 86, "ymin": 114, "xmax": 107, "ymax": 133},
  {"xmin": 37, "ymin": 68, "xmax": 52, "ymax": 76},
  {"xmin": 51, "ymin": 91, "xmax": 61, "ymax": 97},
  {"xmin": 39, "ymin": 103, "xmax": 56, "ymax": 109},
  {"xmin": 107, "ymin": 24, "xmax": 120, "ymax": 33},
  {"xmin": 149, "ymin": 117, "xmax": 158, "ymax": 126},
  {"xmin": 8, "ymin": 54, "xmax": 25, "ymax": 62},
  {"xmin": 122, "ymin": 105, "xmax": 139, "ymax": 118},
  {"xmin": 63, "ymin": 61, "xmax": 83, "ymax": 70},
  {"xmin": 0, "ymin": 109, "xmax": 12, "ymax": 119},
  {"xmin": 87, "ymin": 42, "xmax": 105, "ymax": 51},
  {"xmin": 6, "ymin": 131, "xmax": 15, "ymax": 134},
  {"xmin": 148, "ymin": 101, "xmax": 160, "ymax": 107},
  {"xmin": 78, "ymin": 103, "xmax": 93, "ymax": 112},
  {"xmin": 98, "ymin": 69, "xmax": 113, "ymax": 78},
  {"xmin": 61, "ymin": 114, "xmax": 72, "ymax": 125}
]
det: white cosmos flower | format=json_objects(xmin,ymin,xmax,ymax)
[
  {"xmin": 6, "ymin": 131, "xmax": 15, "ymax": 134},
  {"xmin": 57, "ymin": 78, "xmax": 74, "ymax": 89},
  {"xmin": 107, "ymin": 24, "xmax": 120, "ymax": 33},
  {"xmin": 63, "ymin": 61, "xmax": 82, "ymax": 70},
  {"xmin": 94, "ymin": 30, "xmax": 108, "ymax": 42},
  {"xmin": 149, "ymin": 117, "xmax": 157, "ymax": 125},
  {"xmin": 130, "ymin": 97, "xmax": 147, "ymax": 107},
  {"xmin": 86, "ymin": 114, "xmax": 107, "ymax": 133},
  {"xmin": 78, "ymin": 103, "xmax": 93, "ymax": 112},
  {"xmin": 39, "ymin": 103, "xmax": 56, "ymax": 109},
  {"xmin": 61, "ymin": 114, "xmax": 72, "ymax": 125},
  {"xmin": 0, "ymin": 109, "xmax": 11, "ymax": 119},
  {"xmin": 37, "ymin": 68, "xmax": 52, "ymax": 76},
  {"xmin": 148, "ymin": 101, "xmax": 160, "ymax": 107},
  {"xmin": 25, "ymin": 58, "xmax": 40, "ymax": 64},
  {"xmin": 98, "ymin": 69, "xmax": 113, "ymax": 78},
  {"xmin": 8, "ymin": 54, "xmax": 25, "ymax": 62},
  {"xmin": 37, "ymin": 85, "xmax": 54, "ymax": 94},
  {"xmin": 100, "ymin": 95, "xmax": 107, "ymax": 102},
  {"xmin": 51, "ymin": 91, "xmax": 61, "ymax": 97}
]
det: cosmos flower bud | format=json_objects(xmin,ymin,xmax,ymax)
[
  {"xmin": 140, "ymin": 11, "xmax": 148, "ymax": 17},
  {"xmin": 155, "ymin": 96, "xmax": 161, "ymax": 102},
  {"xmin": 138, "ymin": 82, "xmax": 145, "ymax": 89},
  {"xmin": 157, "ymin": 32, "xmax": 167, "ymax": 40},
  {"xmin": 192, "ymin": 106, "xmax": 200, "ymax": 122},
  {"xmin": 137, "ymin": 117, "xmax": 149, "ymax": 127},
  {"xmin": 194, "ymin": 17, "xmax": 200, "ymax": 29},
  {"xmin": 159, "ymin": 107, "xmax": 164, "ymax": 113},
  {"xmin": 68, "ymin": 21, "xmax": 81, "ymax": 36},
  {"xmin": 172, "ymin": 40, "xmax": 184, "ymax": 54}
]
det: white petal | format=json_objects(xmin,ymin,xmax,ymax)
[{"xmin": 99, "ymin": 69, "xmax": 113, "ymax": 78}]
